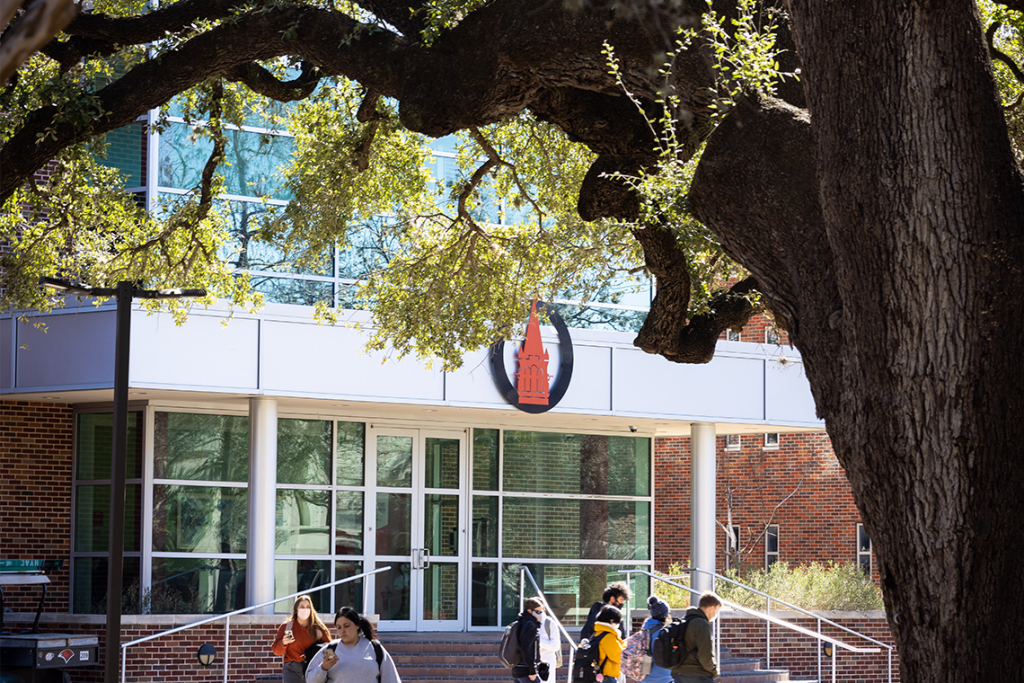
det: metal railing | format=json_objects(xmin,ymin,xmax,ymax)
[
  {"xmin": 618, "ymin": 568, "xmax": 893, "ymax": 683},
  {"xmin": 119, "ymin": 566, "xmax": 391, "ymax": 683},
  {"xmin": 519, "ymin": 565, "xmax": 578, "ymax": 683}
]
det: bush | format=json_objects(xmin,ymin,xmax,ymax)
[
  {"xmin": 716, "ymin": 562, "xmax": 884, "ymax": 611},
  {"xmin": 652, "ymin": 561, "xmax": 884, "ymax": 612}
]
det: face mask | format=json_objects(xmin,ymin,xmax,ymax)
[{"xmin": 297, "ymin": 608, "xmax": 312, "ymax": 621}]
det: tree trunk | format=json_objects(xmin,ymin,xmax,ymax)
[{"xmin": 692, "ymin": 2, "xmax": 1024, "ymax": 681}]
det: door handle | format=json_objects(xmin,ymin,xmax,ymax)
[{"xmin": 421, "ymin": 548, "xmax": 431, "ymax": 569}]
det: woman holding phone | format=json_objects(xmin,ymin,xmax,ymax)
[
  {"xmin": 306, "ymin": 606, "xmax": 401, "ymax": 682},
  {"xmin": 272, "ymin": 595, "xmax": 332, "ymax": 683}
]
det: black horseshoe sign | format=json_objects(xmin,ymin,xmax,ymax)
[{"xmin": 489, "ymin": 301, "xmax": 574, "ymax": 413}]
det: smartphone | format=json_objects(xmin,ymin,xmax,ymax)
[{"xmin": 285, "ymin": 620, "xmax": 293, "ymax": 636}]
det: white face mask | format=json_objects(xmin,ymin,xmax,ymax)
[{"xmin": 297, "ymin": 608, "xmax": 312, "ymax": 621}]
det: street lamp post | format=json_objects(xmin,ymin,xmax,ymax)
[{"xmin": 40, "ymin": 278, "xmax": 206, "ymax": 683}]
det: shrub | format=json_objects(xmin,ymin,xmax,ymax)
[{"xmin": 652, "ymin": 561, "xmax": 884, "ymax": 612}]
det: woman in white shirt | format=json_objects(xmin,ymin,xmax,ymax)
[
  {"xmin": 537, "ymin": 602, "xmax": 562, "ymax": 682},
  {"xmin": 305, "ymin": 607, "xmax": 401, "ymax": 683}
]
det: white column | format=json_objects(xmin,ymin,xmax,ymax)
[
  {"xmin": 690, "ymin": 422, "xmax": 717, "ymax": 604},
  {"xmin": 248, "ymin": 397, "xmax": 278, "ymax": 613}
]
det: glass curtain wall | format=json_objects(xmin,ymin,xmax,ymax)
[
  {"xmin": 471, "ymin": 429, "xmax": 653, "ymax": 628},
  {"xmin": 71, "ymin": 412, "xmax": 144, "ymax": 614},
  {"xmin": 101, "ymin": 111, "xmax": 653, "ymax": 331}
]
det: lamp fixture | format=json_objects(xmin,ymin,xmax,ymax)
[{"xmin": 197, "ymin": 643, "xmax": 216, "ymax": 667}]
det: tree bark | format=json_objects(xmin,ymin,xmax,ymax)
[{"xmin": 692, "ymin": 2, "xmax": 1024, "ymax": 680}]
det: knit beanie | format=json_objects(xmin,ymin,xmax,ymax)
[{"xmin": 648, "ymin": 595, "xmax": 670, "ymax": 621}]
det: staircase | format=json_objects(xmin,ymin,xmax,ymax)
[{"xmin": 383, "ymin": 632, "xmax": 817, "ymax": 683}]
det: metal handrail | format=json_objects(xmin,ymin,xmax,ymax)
[
  {"xmin": 519, "ymin": 565, "xmax": 577, "ymax": 683},
  {"xmin": 618, "ymin": 568, "xmax": 891, "ymax": 683},
  {"xmin": 119, "ymin": 566, "xmax": 391, "ymax": 683}
]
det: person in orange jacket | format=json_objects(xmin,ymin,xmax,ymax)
[
  {"xmin": 271, "ymin": 595, "xmax": 332, "ymax": 683},
  {"xmin": 592, "ymin": 605, "xmax": 626, "ymax": 682}
]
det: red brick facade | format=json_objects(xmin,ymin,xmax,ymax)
[
  {"xmin": 655, "ymin": 432, "xmax": 877, "ymax": 579},
  {"xmin": 0, "ymin": 400, "xmax": 75, "ymax": 610}
]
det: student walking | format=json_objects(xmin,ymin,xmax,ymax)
[
  {"xmin": 669, "ymin": 593, "xmax": 722, "ymax": 683},
  {"xmin": 537, "ymin": 601, "xmax": 562, "ymax": 681},
  {"xmin": 640, "ymin": 596, "xmax": 673, "ymax": 683},
  {"xmin": 305, "ymin": 606, "xmax": 401, "ymax": 683},
  {"xmin": 592, "ymin": 605, "xmax": 626, "ymax": 682},
  {"xmin": 511, "ymin": 597, "xmax": 547, "ymax": 683},
  {"xmin": 581, "ymin": 582, "xmax": 632, "ymax": 641},
  {"xmin": 271, "ymin": 595, "xmax": 332, "ymax": 683}
]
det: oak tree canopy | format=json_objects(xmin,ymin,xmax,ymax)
[{"xmin": 2, "ymin": 1, "xmax": 1023, "ymax": 682}]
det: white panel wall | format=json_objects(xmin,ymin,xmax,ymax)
[
  {"xmin": 1, "ymin": 318, "xmax": 11, "ymax": 391},
  {"xmin": 1, "ymin": 305, "xmax": 826, "ymax": 430},
  {"xmin": 14, "ymin": 311, "xmax": 117, "ymax": 388},
  {"xmin": 444, "ymin": 347, "xmax": 506, "ymax": 406},
  {"xmin": 259, "ymin": 319, "xmax": 444, "ymax": 401},
  {"xmin": 613, "ymin": 347, "xmax": 765, "ymax": 420},
  {"xmin": 131, "ymin": 311, "xmax": 259, "ymax": 390},
  {"xmin": 765, "ymin": 356, "xmax": 820, "ymax": 424}
]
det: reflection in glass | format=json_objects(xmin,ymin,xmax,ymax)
[
  {"xmin": 335, "ymin": 560, "xmax": 364, "ymax": 613},
  {"xmin": 502, "ymin": 498, "xmax": 650, "ymax": 561},
  {"xmin": 76, "ymin": 412, "xmax": 143, "ymax": 480},
  {"xmin": 471, "ymin": 563, "xmax": 498, "ymax": 626},
  {"xmin": 376, "ymin": 493, "xmax": 411, "ymax": 555},
  {"xmin": 275, "ymin": 559, "xmax": 331, "ymax": 614},
  {"xmin": 472, "ymin": 429, "xmax": 499, "ymax": 491},
  {"xmin": 158, "ymin": 124, "xmax": 295, "ymax": 200},
  {"xmin": 376, "ymin": 436, "xmax": 412, "ymax": 487},
  {"xmin": 73, "ymin": 557, "xmax": 140, "ymax": 615},
  {"xmin": 278, "ymin": 419, "xmax": 332, "ymax": 485},
  {"xmin": 100, "ymin": 123, "xmax": 145, "ymax": 184},
  {"xmin": 152, "ymin": 485, "xmax": 248, "ymax": 553},
  {"xmin": 422, "ymin": 563, "xmax": 458, "ymax": 621},
  {"xmin": 424, "ymin": 494, "xmax": 459, "ymax": 557},
  {"xmin": 276, "ymin": 489, "xmax": 331, "ymax": 555},
  {"xmin": 335, "ymin": 490, "xmax": 364, "ymax": 555},
  {"xmin": 375, "ymin": 562, "xmax": 410, "ymax": 621},
  {"xmin": 500, "ymin": 563, "xmax": 649, "ymax": 627},
  {"xmin": 503, "ymin": 431, "xmax": 650, "ymax": 496},
  {"xmin": 472, "ymin": 496, "xmax": 498, "ymax": 558},
  {"xmin": 217, "ymin": 200, "xmax": 331, "ymax": 275},
  {"xmin": 154, "ymin": 412, "xmax": 249, "ymax": 482},
  {"xmin": 336, "ymin": 422, "xmax": 365, "ymax": 486},
  {"xmin": 151, "ymin": 557, "xmax": 246, "ymax": 614},
  {"xmin": 74, "ymin": 484, "xmax": 141, "ymax": 552},
  {"xmin": 424, "ymin": 438, "xmax": 459, "ymax": 489}
]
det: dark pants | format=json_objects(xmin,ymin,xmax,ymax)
[
  {"xmin": 283, "ymin": 660, "xmax": 306, "ymax": 683},
  {"xmin": 671, "ymin": 674, "xmax": 713, "ymax": 683}
]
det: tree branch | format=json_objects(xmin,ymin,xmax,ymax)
[
  {"xmin": 0, "ymin": 0, "xmax": 76, "ymax": 86},
  {"xmin": 225, "ymin": 60, "xmax": 322, "ymax": 102}
]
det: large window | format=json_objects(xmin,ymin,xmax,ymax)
[
  {"xmin": 471, "ymin": 429, "xmax": 653, "ymax": 628},
  {"xmin": 151, "ymin": 412, "xmax": 249, "ymax": 613},
  {"xmin": 273, "ymin": 420, "xmax": 368, "ymax": 615},
  {"xmin": 72, "ymin": 412, "xmax": 143, "ymax": 614}
]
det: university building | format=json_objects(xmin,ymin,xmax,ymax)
[{"xmin": 0, "ymin": 97, "xmax": 888, "ymax": 682}]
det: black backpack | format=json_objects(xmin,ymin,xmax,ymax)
[
  {"xmin": 571, "ymin": 631, "xmax": 609, "ymax": 683},
  {"xmin": 498, "ymin": 620, "xmax": 523, "ymax": 669},
  {"xmin": 651, "ymin": 611, "xmax": 706, "ymax": 669}
]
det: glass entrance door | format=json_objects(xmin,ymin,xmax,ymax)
[{"xmin": 369, "ymin": 427, "xmax": 467, "ymax": 631}]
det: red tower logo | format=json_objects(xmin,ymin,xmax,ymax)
[{"xmin": 515, "ymin": 300, "xmax": 551, "ymax": 405}]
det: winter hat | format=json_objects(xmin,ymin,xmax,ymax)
[{"xmin": 648, "ymin": 595, "xmax": 670, "ymax": 621}]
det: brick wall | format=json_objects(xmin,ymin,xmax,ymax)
[
  {"xmin": 721, "ymin": 611, "xmax": 898, "ymax": 682},
  {"xmin": 654, "ymin": 432, "xmax": 878, "ymax": 581},
  {"xmin": 0, "ymin": 400, "xmax": 75, "ymax": 610}
]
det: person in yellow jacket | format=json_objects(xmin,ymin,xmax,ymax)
[{"xmin": 592, "ymin": 605, "xmax": 626, "ymax": 682}]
